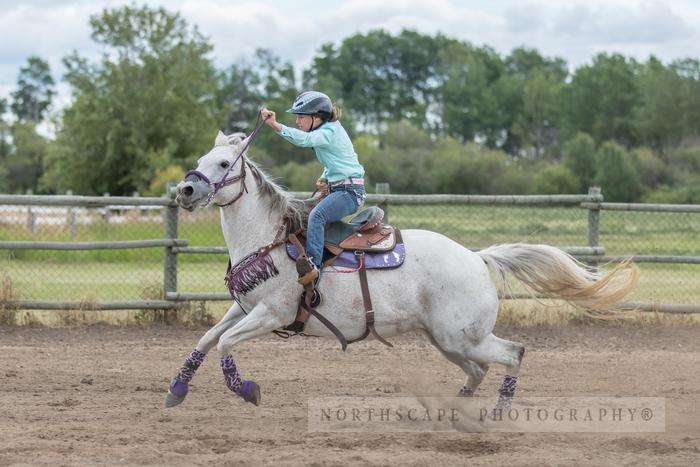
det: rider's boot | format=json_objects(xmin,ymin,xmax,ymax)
[{"xmin": 296, "ymin": 256, "xmax": 319, "ymax": 286}]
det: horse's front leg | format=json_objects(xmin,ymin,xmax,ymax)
[
  {"xmin": 217, "ymin": 302, "xmax": 285, "ymax": 406},
  {"xmin": 165, "ymin": 302, "xmax": 247, "ymax": 408}
]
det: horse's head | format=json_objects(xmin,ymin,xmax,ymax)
[{"xmin": 176, "ymin": 131, "xmax": 250, "ymax": 211}]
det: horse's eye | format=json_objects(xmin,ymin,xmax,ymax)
[{"xmin": 220, "ymin": 161, "xmax": 230, "ymax": 169}]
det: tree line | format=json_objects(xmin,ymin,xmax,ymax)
[{"xmin": 1, "ymin": 4, "xmax": 698, "ymax": 202}]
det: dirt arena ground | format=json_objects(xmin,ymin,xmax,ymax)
[{"xmin": 1, "ymin": 324, "xmax": 698, "ymax": 466}]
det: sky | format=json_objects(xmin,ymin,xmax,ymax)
[{"xmin": 1, "ymin": 0, "xmax": 699, "ymax": 113}]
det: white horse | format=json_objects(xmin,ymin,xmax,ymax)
[{"xmin": 165, "ymin": 130, "xmax": 638, "ymax": 408}]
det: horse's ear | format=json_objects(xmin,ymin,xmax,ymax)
[
  {"xmin": 227, "ymin": 132, "xmax": 247, "ymax": 146},
  {"xmin": 214, "ymin": 130, "xmax": 228, "ymax": 146}
]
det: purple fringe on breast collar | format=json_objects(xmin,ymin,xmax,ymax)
[{"xmin": 225, "ymin": 248, "xmax": 279, "ymax": 300}]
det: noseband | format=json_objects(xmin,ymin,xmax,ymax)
[
  {"xmin": 185, "ymin": 115, "xmax": 267, "ymax": 207},
  {"xmin": 185, "ymin": 152, "xmax": 248, "ymax": 208}
]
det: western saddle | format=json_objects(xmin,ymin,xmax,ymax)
[{"xmin": 285, "ymin": 206, "xmax": 398, "ymax": 349}]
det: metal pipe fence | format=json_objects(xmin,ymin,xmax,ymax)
[{"xmin": 0, "ymin": 187, "xmax": 698, "ymax": 314}]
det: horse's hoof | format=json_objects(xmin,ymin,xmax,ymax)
[
  {"xmin": 164, "ymin": 378, "xmax": 188, "ymax": 408},
  {"xmin": 240, "ymin": 380, "xmax": 261, "ymax": 406},
  {"xmin": 457, "ymin": 387, "xmax": 474, "ymax": 397},
  {"xmin": 165, "ymin": 390, "xmax": 186, "ymax": 408}
]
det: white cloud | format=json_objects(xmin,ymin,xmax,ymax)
[
  {"xmin": 552, "ymin": 1, "xmax": 692, "ymax": 44},
  {"xmin": 495, "ymin": 0, "xmax": 698, "ymax": 67},
  {"xmin": 1, "ymin": 0, "xmax": 699, "ymax": 114},
  {"xmin": 0, "ymin": 3, "xmax": 103, "ymax": 78},
  {"xmin": 328, "ymin": 0, "xmax": 502, "ymax": 45},
  {"xmin": 177, "ymin": 1, "xmax": 319, "ymax": 67}
]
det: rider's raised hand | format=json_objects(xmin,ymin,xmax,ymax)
[{"xmin": 261, "ymin": 108, "xmax": 282, "ymax": 131}]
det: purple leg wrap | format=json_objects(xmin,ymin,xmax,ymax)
[
  {"xmin": 220, "ymin": 355, "xmax": 243, "ymax": 395},
  {"xmin": 169, "ymin": 349, "xmax": 206, "ymax": 397},
  {"xmin": 177, "ymin": 349, "xmax": 206, "ymax": 384},
  {"xmin": 495, "ymin": 375, "xmax": 518, "ymax": 409},
  {"xmin": 499, "ymin": 375, "xmax": 518, "ymax": 397}
]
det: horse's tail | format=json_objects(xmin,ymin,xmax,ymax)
[{"xmin": 477, "ymin": 243, "xmax": 639, "ymax": 313}]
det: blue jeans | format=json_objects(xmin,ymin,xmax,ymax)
[{"xmin": 306, "ymin": 184, "xmax": 366, "ymax": 268}]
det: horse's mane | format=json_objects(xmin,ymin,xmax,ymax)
[{"xmin": 246, "ymin": 159, "xmax": 310, "ymax": 233}]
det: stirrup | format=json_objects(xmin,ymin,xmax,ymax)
[{"xmin": 296, "ymin": 256, "xmax": 319, "ymax": 286}]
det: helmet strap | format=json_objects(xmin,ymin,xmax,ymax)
[{"xmin": 308, "ymin": 115, "xmax": 325, "ymax": 132}]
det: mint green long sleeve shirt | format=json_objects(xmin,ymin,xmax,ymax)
[{"xmin": 277, "ymin": 120, "xmax": 365, "ymax": 182}]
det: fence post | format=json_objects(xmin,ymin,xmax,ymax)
[
  {"xmin": 102, "ymin": 192, "xmax": 111, "ymax": 225},
  {"xmin": 66, "ymin": 190, "xmax": 76, "ymax": 239},
  {"xmin": 163, "ymin": 183, "xmax": 179, "ymax": 299},
  {"xmin": 376, "ymin": 182, "xmax": 390, "ymax": 224},
  {"xmin": 132, "ymin": 191, "xmax": 142, "ymax": 217},
  {"xmin": 586, "ymin": 186, "xmax": 601, "ymax": 268},
  {"xmin": 25, "ymin": 189, "xmax": 36, "ymax": 234}
]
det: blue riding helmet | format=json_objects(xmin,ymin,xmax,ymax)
[{"xmin": 287, "ymin": 91, "xmax": 333, "ymax": 116}]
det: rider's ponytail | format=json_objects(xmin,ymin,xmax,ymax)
[{"xmin": 328, "ymin": 105, "xmax": 342, "ymax": 122}]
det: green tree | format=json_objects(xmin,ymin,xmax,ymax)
[
  {"xmin": 643, "ymin": 176, "xmax": 700, "ymax": 204},
  {"xmin": 359, "ymin": 121, "xmax": 530, "ymax": 195},
  {"xmin": 432, "ymin": 139, "xmax": 530, "ymax": 194},
  {"xmin": 5, "ymin": 123, "xmax": 49, "ymax": 193},
  {"xmin": 664, "ymin": 146, "xmax": 700, "ymax": 188},
  {"xmin": 564, "ymin": 53, "xmax": 639, "ymax": 147},
  {"xmin": 43, "ymin": 5, "xmax": 217, "ymax": 194},
  {"xmin": 215, "ymin": 48, "xmax": 313, "ymax": 171},
  {"xmin": 436, "ymin": 41, "xmax": 504, "ymax": 146},
  {"xmin": 360, "ymin": 121, "xmax": 439, "ymax": 193},
  {"xmin": 146, "ymin": 164, "xmax": 185, "ymax": 196},
  {"xmin": 0, "ymin": 98, "xmax": 10, "ymax": 191},
  {"xmin": 672, "ymin": 58, "xmax": 700, "ymax": 142},
  {"xmin": 273, "ymin": 160, "xmax": 319, "ymax": 191},
  {"xmin": 507, "ymin": 70, "xmax": 564, "ymax": 158},
  {"xmin": 307, "ymin": 30, "xmax": 442, "ymax": 130},
  {"xmin": 10, "ymin": 56, "xmax": 55, "ymax": 123},
  {"xmin": 247, "ymin": 49, "xmax": 307, "ymax": 167},
  {"xmin": 633, "ymin": 57, "xmax": 686, "ymax": 152},
  {"xmin": 216, "ymin": 61, "xmax": 262, "ymax": 134},
  {"xmin": 497, "ymin": 48, "xmax": 567, "ymax": 156},
  {"xmin": 562, "ymin": 133, "xmax": 596, "ymax": 192},
  {"xmin": 504, "ymin": 47, "xmax": 568, "ymax": 80},
  {"xmin": 633, "ymin": 147, "xmax": 669, "ymax": 189},
  {"xmin": 533, "ymin": 164, "xmax": 579, "ymax": 194},
  {"xmin": 594, "ymin": 141, "xmax": 642, "ymax": 202}
]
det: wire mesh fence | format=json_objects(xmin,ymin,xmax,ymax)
[
  {"xmin": 0, "ymin": 192, "xmax": 698, "ymax": 310},
  {"xmin": 596, "ymin": 208, "xmax": 700, "ymax": 305},
  {"xmin": 1, "ymin": 203, "xmax": 167, "ymax": 303}
]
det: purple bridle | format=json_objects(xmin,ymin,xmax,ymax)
[{"xmin": 185, "ymin": 114, "xmax": 267, "ymax": 207}]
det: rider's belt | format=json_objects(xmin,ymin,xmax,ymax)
[{"xmin": 330, "ymin": 178, "xmax": 364, "ymax": 187}]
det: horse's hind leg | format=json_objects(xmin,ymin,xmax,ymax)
[
  {"xmin": 447, "ymin": 355, "xmax": 489, "ymax": 397},
  {"xmin": 458, "ymin": 361, "xmax": 489, "ymax": 397},
  {"xmin": 432, "ymin": 330, "xmax": 524, "ymax": 408},
  {"xmin": 424, "ymin": 332, "xmax": 489, "ymax": 396},
  {"xmin": 467, "ymin": 334, "xmax": 525, "ymax": 409},
  {"xmin": 165, "ymin": 302, "xmax": 246, "ymax": 408}
]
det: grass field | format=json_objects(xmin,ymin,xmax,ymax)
[
  {"xmin": 1, "ymin": 203, "xmax": 698, "ymax": 323},
  {"xmin": 3, "ymin": 258, "xmax": 697, "ymax": 303}
]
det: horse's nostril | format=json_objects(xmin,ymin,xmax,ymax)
[{"xmin": 182, "ymin": 185, "xmax": 194, "ymax": 197}]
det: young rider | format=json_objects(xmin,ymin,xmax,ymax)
[{"xmin": 261, "ymin": 91, "xmax": 366, "ymax": 286}]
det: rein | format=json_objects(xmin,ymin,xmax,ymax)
[
  {"xmin": 183, "ymin": 115, "xmax": 352, "ymax": 349},
  {"xmin": 185, "ymin": 113, "xmax": 268, "ymax": 207}
]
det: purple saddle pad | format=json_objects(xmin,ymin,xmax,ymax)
[{"xmin": 286, "ymin": 243, "xmax": 406, "ymax": 270}]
